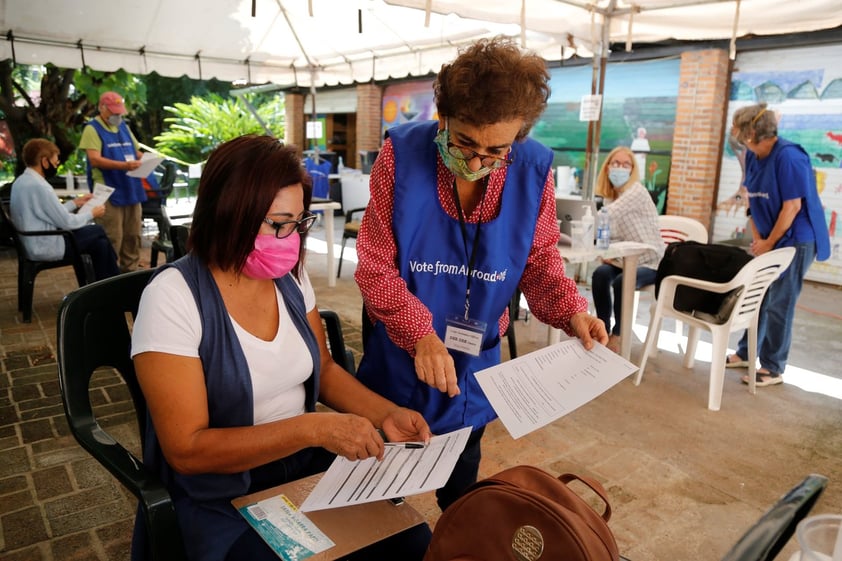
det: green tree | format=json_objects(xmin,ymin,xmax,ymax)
[
  {"xmin": 0, "ymin": 62, "xmax": 145, "ymax": 176},
  {"xmin": 153, "ymin": 93, "xmax": 285, "ymax": 164}
]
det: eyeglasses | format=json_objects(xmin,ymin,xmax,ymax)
[
  {"xmin": 446, "ymin": 142, "xmax": 513, "ymax": 169},
  {"xmin": 609, "ymin": 160, "xmax": 633, "ymax": 170},
  {"xmin": 263, "ymin": 212, "xmax": 318, "ymax": 239}
]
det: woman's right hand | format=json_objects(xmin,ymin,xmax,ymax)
[
  {"xmin": 91, "ymin": 205, "xmax": 106, "ymax": 219},
  {"xmin": 317, "ymin": 412, "xmax": 386, "ymax": 461}
]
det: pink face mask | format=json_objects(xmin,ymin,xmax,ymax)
[{"xmin": 242, "ymin": 231, "xmax": 300, "ymax": 279}]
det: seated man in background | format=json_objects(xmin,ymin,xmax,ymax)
[{"xmin": 9, "ymin": 138, "xmax": 119, "ymax": 281}]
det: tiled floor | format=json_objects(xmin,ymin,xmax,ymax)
[{"xmin": 1, "ymin": 215, "xmax": 840, "ymax": 560}]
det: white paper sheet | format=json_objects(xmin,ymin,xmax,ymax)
[
  {"xmin": 474, "ymin": 340, "xmax": 638, "ymax": 439},
  {"xmin": 300, "ymin": 427, "xmax": 472, "ymax": 512},
  {"xmin": 126, "ymin": 152, "xmax": 163, "ymax": 178},
  {"xmin": 79, "ymin": 183, "xmax": 115, "ymax": 213}
]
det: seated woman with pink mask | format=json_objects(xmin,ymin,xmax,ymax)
[{"xmin": 129, "ymin": 134, "xmax": 433, "ymax": 561}]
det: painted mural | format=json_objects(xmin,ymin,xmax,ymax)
[
  {"xmin": 381, "ymin": 80, "xmax": 437, "ymax": 137},
  {"xmin": 533, "ymin": 58, "xmax": 679, "ymax": 211},
  {"xmin": 381, "ymin": 59, "xmax": 680, "ymax": 212},
  {"xmin": 716, "ymin": 44, "xmax": 842, "ymax": 285}
]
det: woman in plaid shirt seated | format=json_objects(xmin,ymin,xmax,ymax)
[{"xmin": 591, "ymin": 146, "xmax": 665, "ymax": 353}]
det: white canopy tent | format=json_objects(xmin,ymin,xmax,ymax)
[
  {"xmin": 0, "ymin": 0, "xmax": 561, "ymax": 87},
  {"xmin": 386, "ymin": 0, "xmax": 842, "ymax": 194},
  {"xmin": 385, "ymin": 0, "xmax": 842, "ymax": 59}
]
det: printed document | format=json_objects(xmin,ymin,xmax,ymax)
[
  {"xmin": 300, "ymin": 426, "xmax": 472, "ymax": 512},
  {"xmin": 126, "ymin": 152, "xmax": 163, "ymax": 178},
  {"xmin": 474, "ymin": 340, "xmax": 638, "ymax": 439},
  {"xmin": 79, "ymin": 183, "xmax": 115, "ymax": 213}
]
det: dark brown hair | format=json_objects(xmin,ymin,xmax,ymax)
[
  {"xmin": 22, "ymin": 138, "xmax": 59, "ymax": 168},
  {"xmin": 434, "ymin": 36, "xmax": 550, "ymax": 140},
  {"xmin": 189, "ymin": 135, "xmax": 312, "ymax": 275}
]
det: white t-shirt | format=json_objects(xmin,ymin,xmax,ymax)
[{"xmin": 131, "ymin": 267, "xmax": 317, "ymax": 425}]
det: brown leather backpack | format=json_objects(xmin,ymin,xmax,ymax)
[{"xmin": 424, "ymin": 465, "xmax": 620, "ymax": 561}]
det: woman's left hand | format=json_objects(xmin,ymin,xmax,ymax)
[
  {"xmin": 381, "ymin": 408, "xmax": 433, "ymax": 445},
  {"xmin": 570, "ymin": 312, "xmax": 608, "ymax": 350}
]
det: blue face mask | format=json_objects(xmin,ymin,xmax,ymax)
[
  {"xmin": 608, "ymin": 168, "xmax": 631, "ymax": 188},
  {"xmin": 434, "ymin": 128, "xmax": 495, "ymax": 182}
]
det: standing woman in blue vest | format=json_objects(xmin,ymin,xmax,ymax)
[
  {"xmin": 354, "ymin": 37, "xmax": 608, "ymax": 512},
  {"xmin": 726, "ymin": 103, "xmax": 830, "ymax": 386},
  {"xmin": 130, "ymin": 135, "xmax": 433, "ymax": 561},
  {"xmin": 79, "ymin": 91, "xmax": 148, "ymax": 272}
]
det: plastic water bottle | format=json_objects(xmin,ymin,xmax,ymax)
[
  {"xmin": 596, "ymin": 206, "xmax": 611, "ymax": 250},
  {"xmin": 581, "ymin": 205, "xmax": 595, "ymax": 248}
]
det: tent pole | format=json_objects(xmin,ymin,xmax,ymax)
[{"xmin": 583, "ymin": 16, "xmax": 609, "ymax": 201}]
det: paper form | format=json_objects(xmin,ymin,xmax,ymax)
[
  {"xmin": 474, "ymin": 340, "xmax": 638, "ymax": 439},
  {"xmin": 300, "ymin": 427, "xmax": 472, "ymax": 512},
  {"xmin": 79, "ymin": 183, "xmax": 115, "ymax": 213},
  {"xmin": 126, "ymin": 152, "xmax": 163, "ymax": 178}
]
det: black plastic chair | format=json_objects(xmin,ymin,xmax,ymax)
[
  {"xmin": 721, "ymin": 473, "xmax": 828, "ymax": 561},
  {"xmin": 1, "ymin": 200, "xmax": 95, "ymax": 323},
  {"xmin": 56, "ymin": 269, "xmax": 359, "ymax": 558},
  {"xmin": 56, "ymin": 269, "xmax": 186, "ymax": 561},
  {"xmin": 337, "ymin": 207, "xmax": 365, "ymax": 277},
  {"xmin": 143, "ymin": 161, "xmax": 179, "ymax": 267},
  {"xmin": 169, "ymin": 224, "xmax": 190, "ymax": 260}
]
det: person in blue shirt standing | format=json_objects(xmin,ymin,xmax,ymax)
[
  {"xmin": 354, "ymin": 37, "xmax": 607, "ymax": 512},
  {"xmin": 79, "ymin": 91, "xmax": 148, "ymax": 272},
  {"xmin": 726, "ymin": 103, "xmax": 831, "ymax": 386}
]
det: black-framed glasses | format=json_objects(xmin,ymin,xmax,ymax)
[
  {"xmin": 263, "ymin": 212, "xmax": 318, "ymax": 239},
  {"xmin": 446, "ymin": 142, "xmax": 513, "ymax": 169}
]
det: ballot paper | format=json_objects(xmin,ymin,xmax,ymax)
[
  {"xmin": 126, "ymin": 152, "xmax": 163, "ymax": 178},
  {"xmin": 474, "ymin": 340, "xmax": 638, "ymax": 439},
  {"xmin": 79, "ymin": 183, "xmax": 115, "ymax": 214},
  {"xmin": 300, "ymin": 426, "xmax": 472, "ymax": 512}
]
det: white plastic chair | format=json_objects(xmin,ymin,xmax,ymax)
[
  {"xmin": 633, "ymin": 215, "xmax": 709, "ymax": 342},
  {"xmin": 634, "ymin": 246, "xmax": 795, "ymax": 411}
]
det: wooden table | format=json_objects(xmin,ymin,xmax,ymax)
[
  {"xmin": 554, "ymin": 241, "xmax": 654, "ymax": 360},
  {"xmin": 231, "ymin": 472, "xmax": 424, "ymax": 560}
]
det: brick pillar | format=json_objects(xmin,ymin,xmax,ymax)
[
  {"xmin": 666, "ymin": 49, "xmax": 731, "ymax": 233},
  {"xmin": 284, "ymin": 92, "xmax": 305, "ymax": 155},
  {"xmin": 356, "ymin": 83, "xmax": 383, "ymax": 153}
]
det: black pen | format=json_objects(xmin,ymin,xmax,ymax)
[{"xmin": 384, "ymin": 442, "xmax": 426, "ymax": 449}]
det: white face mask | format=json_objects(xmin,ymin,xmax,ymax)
[
  {"xmin": 608, "ymin": 168, "xmax": 631, "ymax": 188},
  {"xmin": 107, "ymin": 114, "xmax": 122, "ymax": 127}
]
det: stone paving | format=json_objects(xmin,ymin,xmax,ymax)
[{"xmin": 1, "ymin": 218, "xmax": 841, "ymax": 561}]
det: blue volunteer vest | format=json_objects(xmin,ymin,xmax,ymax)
[
  {"xmin": 745, "ymin": 138, "xmax": 830, "ymax": 261},
  {"xmin": 355, "ymin": 120, "xmax": 551, "ymax": 434},
  {"xmin": 86, "ymin": 118, "xmax": 148, "ymax": 206},
  {"xmin": 133, "ymin": 254, "xmax": 320, "ymax": 561}
]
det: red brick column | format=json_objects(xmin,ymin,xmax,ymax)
[
  {"xmin": 666, "ymin": 49, "xmax": 731, "ymax": 232},
  {"xmin": 284, "ymin": 91, "xmax": 305, "ymax": 154},
  {"xmin": 356, "ymin": 83, "xmax": 384, "ymax": 152}
]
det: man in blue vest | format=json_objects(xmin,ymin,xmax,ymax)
[
  {"xmin": 79, "ymin": 90, "xmax": 147, "ymax": 272},
  {"xmin": 354, "ymin": 37, "xmax": 608, "ymax": 512}
]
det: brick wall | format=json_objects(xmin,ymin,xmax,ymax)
[
  {"xmin": 666, "ymin": 49, "xmax": 731, "ymax": 233},
  {"xmin": 284, "ymin": 92, "xmax": 305, "ymax": 153},
  {"xmin": 356, "ymin": 83, "xmax": 384, "ymax": 151}
]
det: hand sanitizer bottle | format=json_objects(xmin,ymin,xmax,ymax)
[
  {"xmin": 581, "ymin": 205, "xmax": 595, "ymax": 248},
  {"xmin": 596, "ymin": 206, "xmax": 611, "ymax": 250}
]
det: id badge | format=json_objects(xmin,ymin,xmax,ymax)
[{"xmin": 444, "ymin": 315, "xmax": 487, "ymax": 356}]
